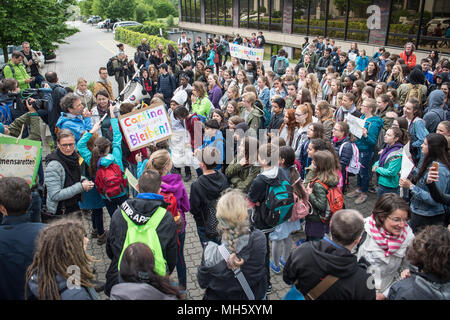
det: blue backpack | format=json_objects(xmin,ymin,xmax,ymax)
[
  {"xmin": 263, "ymin": 179, "xmax": 294, "ymax": 227},
  {"xmin": 0, "ymin": 98, "xmax": 13, "ymax": 126},
  {"xmin": 192, "ymin": 113, "xmax": 207, "ymax": 123}
]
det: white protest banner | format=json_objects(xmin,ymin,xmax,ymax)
[
  {"xmin": 229, "ymin": 43, "xmax": 264, "ymax": 62},
  {"xmin": 0, "ymin": 136, "xmax": 42, "ymax": 187},
  {"xmin": 347, "ymin": 114, "xmax": 366, "ymax": 139},
  {"xmin": 400, "ymin": 142, "xmax": 415, "ymax": 179},
  {"xmin": 118, "ymin": 103, "xmax": 173, "ymax": 152},
  {"xmin": 125, "ymin": 168, "xmax": 138, "ymax": 192}
]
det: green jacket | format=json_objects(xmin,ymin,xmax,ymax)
[
  {"xmin": 244, "ymin": 105, "xmax": 264, "ymax": 132},
  {"xmin": 7, "ymin": 112, "xmax": 41, "ymax": 141},
  {"xmin": 306, "ymin": 177, "xmax": 339, "ymax": 223},
  {"xmin": 376, "ymin": 105, "xmax": 395, "ymax": 131},
  {"xmin": 225, "ymin": 157, "xmax": 261, "ymax": 193},
  {"xmin": 374, "ymin": 149, "xmax": 402, "ymax": 189},
  {"xmin": 192, "ymin": 95, "xmax": 212, "ymax": 117},
  {"xmin": 3, "ymin": 62, "xmax": 31, "ymax": 90}
]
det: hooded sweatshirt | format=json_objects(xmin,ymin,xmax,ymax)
[
  {"xmin": 161, "ymin": 174, "xmax": 190, "ymax": 233},
  {"xmin": 110, "ymin": 282, "xmax": 177, "ymax": 300},
  {"xmin": 424, "ymin": 90, "xmax": 446, "ymax": 133},
  {"xmin": 56, "ymin": 112, "xmax": 93, "ymax": 143},
  {"xmin": 189, "ymin": 171, "xmax": 229, "ymax": 228},
  {"xmin": 283, "ymin": 237, "xmax": 376, "ymax": 300},
  {"xmin": 27, "ymin": 274, "xmax": 98, "ymax": 300},
  {"xmin": 105, "ymin": 193, "xmax": 178, "ymax": 296}
]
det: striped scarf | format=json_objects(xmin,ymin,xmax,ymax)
[{"xmin": 368, "ymin": 215, "xmax": 407, "ymax": 257}]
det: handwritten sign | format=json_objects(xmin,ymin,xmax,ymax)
[
  {"xmin": 229, "ymin": 43, "xmax": 264, "ymax": 62},
  {"xmin": 347, "ymin": 114, "xmax": 366, "ymax": 139},
  {"xmin": 0, "ymin": 136, "xmax": 42, "ymax": 187},
  {"xmin": 118, "ymin": 103, "xmax": 172, "ymax": 152}
]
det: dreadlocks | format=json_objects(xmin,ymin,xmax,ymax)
[{"xmin": 25, "ymin": 218, "xmax": 95, "ymax": 300}]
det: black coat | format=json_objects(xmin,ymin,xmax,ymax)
[
  {"xmin": 197, "ymin": 229, "xmax": 267, "ymax": 300},
  {"xmin": 283, "ymin": 238, "xmax": 376, "ymax": 300},
  {"xmin": 105, "ymin": 196, "xmax": 178, "ymax": 296},
  {"xmin": 0, "ymin": 215, "xmax": 46, "ymax": 300}
]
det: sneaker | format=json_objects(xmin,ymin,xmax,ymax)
[
  {"xmin": 368, "ymin": 186, "xmax": 377, "ymax": 194},
  {"xmin": 279, "ymin": 258, "xmax": 287, "ymax": 268},
  {"xmin": 346, "ymin": 189, "xmax": 361, "ymax": 198},
  {"xmin": 354, "ymin": 193, "xmax": 368, "ymax": 205},
  {"xmin": 270, "ymin": 260, "xmax": 281, "ymax": 274},
  {"xmin": 183, "ymin": 172, "xmax": 192, "ymax": 183},
  {"xmin": 96, "ymin": 230, "xmax": 108, "ymax": 245},
  {"xmin": 266, "ymin": 284, "xmax": 272, "ymax": 295},
  {"xmin": 91, "ymin": 229, "xmax": 98, "ymax": 239}
]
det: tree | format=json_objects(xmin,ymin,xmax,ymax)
[
  {"xmin": 153, "ymin": 0, "xmax": 177, "ymax": 18},
  {"xmin": 135, "ymin": 0, "xmax": 156, "ymax": 22},
  {"xmin": 106, "ymin": 0, "xmax": 137, "ymax": 20},
  {"xmin": 0, "ymin": 0, "xmax": 78, "ymax": 62},
  {"xmin": 92, "ymin": 0, "xmax": 110, "ymax": 17},
  {"xmin": 79, "ymin": 0, "xmax": 94, "ymax": 17}
]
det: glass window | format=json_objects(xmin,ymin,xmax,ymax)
[
  {"xmin": 259, "ymin": 0, "xmax": 270, "ymax": 30},
  {"xmin": 308, "ymin": 0, "xmax": 325, "ymax": 36},
  {"xmin": 270, "ymin": 0, "xmax": 284, "ymax": 32},
  {"xmin": 346, "ymin": 0, "xmax": 370, "ymax": 42},
  {"xmin": 226, "ymin": 0, "xmax": 232, "ymax": 26},
  {"xmin": 387, "ymin": 0, "xmax": 418, "ymax": 48},
  {"xmin": 293, "ymin": 0, "xmax": 309, "ymax": 35},
  {"xmin": 240, "ymin": 0, "xmax": 249, "ymax": 28},
  {"xmin": 327, "ymin": 0, "xmax": 346, "ymax": 39},
  {"xmin": 181, "ymin": 0, "xmax": 186, "ymax": 21},
  {"xmin": 418, "ymin": 0, "xmax": 450, "ymax": 54}
]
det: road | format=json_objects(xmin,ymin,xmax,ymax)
[{"xmin": 40, "ymin": 21, "xmax": 379, "ymax": 300}]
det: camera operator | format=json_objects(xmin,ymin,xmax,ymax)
[{"xmin": 21, "ymin": 42, "xmax": 45, "ymax": 89}]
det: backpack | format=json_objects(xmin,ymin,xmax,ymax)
[
  {"xmin": 375, "ymin": 127, "xmax": 386, "ymax": 152},
  {"xmin": 313, "ymin": 180, "xmax": 344, "ymax": 224},
  {"xmin": 405, "ymin": 84, "xmax": 423, "ymax": 105},
  {"xmin": 118, "ymin": 206, "xmax": 167, "ymax": 276},
  {"xmin": 289, "ymin": 192, "xmax": 312, "ymax": 222},
  {"xmin": 95, "ymin": 161, "xmax": 128, "ymax": 200},
  {"xmin": 213, "ymin": 47, "xmax": 220, "ymax": 64},
  {"xmin": 160, "ymin": 191, "xmax": 182, "ymax": 231},
  {"xmin": 203, "ymin": 198, "xmax": 220, "ymax": 241},
  {"xmin": 263, "ymin": 179, "xmax": 294, "ymax": 227},
  {"xmin": 339, "ymin": 141, "xmax": 361, "ymax": 175},
  {"xmin": 274, "ymin": 58, "xmax": 287, "ymax": 75},
  {"xmin": 0, "ymin": 100, "xmax": 13, "ymax": 126},
  {"xmin": 106, "ymin": 57, "xmax": 116, "ymax": 76},
  {"xmin": 0, "ymin": 63, "xmax": 16, "ymax": 81}
]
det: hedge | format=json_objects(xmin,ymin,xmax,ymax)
[
  {"xmin": 115, "ymin": 27, "xmax": 176, "ymax": 49},
  {"xmin": 126, "ymin": 21, "xmax": 168, "ymax": 38}
]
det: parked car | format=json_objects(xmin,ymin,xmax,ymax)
[
  {"xmin": 87, "ymin": 15, "xmax": 102, "ymax": 24},
  {"xmin": 426, "ymin": 18, "xmax": 450, "ymax": 35},
  {"xmin": 0, "ymin": 44, "xmax": 53, "ymax": 65},
  {"xmin": 112, "ymin": 21, "xmax": 141, "ymax": 34},
  {"xmin": 99, "ymin": 18, "xmax": 121, "ymax": 29}
]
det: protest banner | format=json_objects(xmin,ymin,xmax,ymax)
[
  {"xmin": 229, "ymin": 43, "xmax": 264, "ymax": 62},
  {"xmin": 400, "ymin": 142, "xmax": 415, "ymax": 179},
  {"xmin": 347, "ymin": 114, "xmax": 366, "ymax": 139},
  {"xmin": 0, "ymin": 135, "xmax": 42, "ymax": 187},
  {"xmin": 125, "ymin": 168, "xmax": 138, "ymax": 192},
  {"xmin": 118, "ymin": 102, "xmax": 173, "ymax": 152}
]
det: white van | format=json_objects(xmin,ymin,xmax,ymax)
[{"xmin": 112, "ymin": 21, "xmax": 142, "ymax": 33}]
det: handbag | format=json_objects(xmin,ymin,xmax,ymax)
[
  {"xmin": 283, "ymin": 275, "xmax": 340, "ymax": 301},
  {"xmin": 282, "ymin": 283, "xmax": 305, "ymax": 300}
]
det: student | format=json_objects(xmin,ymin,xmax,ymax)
[
  {"xmin": 267, "ymin": 96, "xmax": 285, "ymax": 131},
  {"xmin": 332, "ymin": 121, "xmax": 354, "ymax": 193},
  {"xmin": 25, "ymin": 218, "xmax": 98, "ymax": 300},
  {"xmin": 195, "ymin": 119, "xmax": 225, "ymax": 173},
  {"xmin": 156, "ymin": 63, "xmax": 177, "ymax": 108},
  {"xmin": 104, "ymin": 169, "xmax": 178, "ymax": 297},
  {"xmin": 372, "ymin": 127, "xmax": 408, "ymax": 196},
  {"xmin": 279, "ymin": 109, "xmax": 298, "ymax": 148},
  {"xmin": 315, "ymin": 100, "xmax": 334, "ymax": 141},
  {"xmin": 189, "ymin": 147, "xmax": 229, "ymax": 246},
  {"xmin": 305, "ymin": 150, "xmax": 340, "ymax": 241},
  {"xmin": 269, "ymin": 146, "xmax": 304, "ymax": 274},
  {"xmin": 299, "ymin": 123, "xmax": 324, "ymax": 180},
  {"xmin": 333, "ymin": 92, "xmax": 361, "ymax": 123},
  {"xmin": 77, "ymin": 103, "xmax": 128, "ymax": 217},
  {"xmin": 241, "ymin": 92, "xmax": 263, "ymax": 133},
  {"xmin": 0, "ymin": 177, "xmax": 46, "ymax": 300},
  {"xmin": 197, "ymin": 190, "xmax": 267, "ymax": 300},
  {"xmin": 191, "ymin": 81, "xmax": 213, "ymax": 117},
  {"xmin": 403, "ymin": 97, "xmax": 429, "ymax": 165},
  {"xmin": 110, "ymin": 243, "xmax": 180, "ymax": 300},
  {"xmin": 225, "ymin": 136, "xmax": 261, "ymax": 193}
]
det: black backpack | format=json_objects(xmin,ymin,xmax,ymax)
[
  {"xmin": 106, "ymin": 57, "xmax": 116, "ymax": 76},
  {"xmin": 202, "ymin": 198, "xmax": 220, "ymax": 242}
]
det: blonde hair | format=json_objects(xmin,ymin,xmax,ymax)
[
  {"xmin": 296, "ymin": 103, "xmax": 313, "ymax": 126},
  {"xmin": 144, "ymin": 149, "xmax": 172, "ymax": 176},
  {"xmin": 216, "ymin": 190, "xmax": 250, "ymax": 253},
  {"xmin": 241, "ymin": 91, "xmax": 257, "ymax": 105},
  {"xmin": 77, "ymin": 77, "xmax": 87, "ymax": 87},
  {"xmin": 305, "ymin": 73, "xmax": 320, "ymax": 100}
]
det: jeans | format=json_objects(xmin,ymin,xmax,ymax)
[
  {"xmin": 264, "ymin": 232, "xmax": 271, "ymax": 290},
  {"xmin": 196, "ymin": 225, "xmax": 209, "ymax": 247},
  {"xmin": 30, "ymin": 74, "xmax": 45, "ymax": 88},
  {"xmin": 357, "ymin": 150, "xmax": 374, "ymax": 193},
  {"xmin": 104, "ymin": 194, "xmax": 128, "ymax": 217},
  {"xmin": 27, "ymin": 190, "xmax": 42, "ymax": 223},
  {"xmin": 377, "ymin": 185, "xmax": 399, "ymax": 197},
  {"xmin": 176, "ymin": 231, "xmax": 187, "ymax": 290},
  {"xmin": 90, "ymin": 208, "xmax": 105, "ymax": 235}
]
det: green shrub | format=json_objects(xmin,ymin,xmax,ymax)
[
  {"xmin": 167, "ymin": 14, "xmax": 174, "ymax": 27},
  {"xmin": 115, "ymin": 27, "xmax": 176, "ymax": 49},
  {"xmin": 126, "ymin": 21, "xmax": 168, "ymax": 37}
]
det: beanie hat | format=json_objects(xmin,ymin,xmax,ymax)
[
  {"xmin": 171, "ymin": 90, "xmax": 188, "ymax": 106},
  {"xmin": 408, "ymin": 68, "xmax": 425, "ymax": 85}
]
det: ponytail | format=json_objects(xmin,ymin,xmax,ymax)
[
  {"xmin": 89, "ymin": 137, "xmax": 111, "ymax": 177},
  {"xmin": 390, "ymin": 126, "xmax": 409, "ymax": 145}
]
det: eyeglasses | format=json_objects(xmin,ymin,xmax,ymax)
[
  {"xmin": 59, "ymin": 143, "xmax": 75, "ymax": 149},
  {"xmin": 387, "ymin": 216, "xmax": 408, "ymax": 224}
]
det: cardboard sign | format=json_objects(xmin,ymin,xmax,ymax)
[
  {"xmin": 347, "ymin": 114, "xmax": 366, "ymax": 139},
  {"xmin": 229, "ymin": 43, "xmax": 264, "ymax": 62},
  {"xmin": 118, "ymin": 103, "xmax": 172, "ymax": 152},
  {"xmin": 0, "ymin": 136, "xmax": 42, "ymax": 187}
]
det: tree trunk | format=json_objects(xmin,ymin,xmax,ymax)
[{"xmin": 2, "ymin": 45, "xmax": 8, "ymax": 63}]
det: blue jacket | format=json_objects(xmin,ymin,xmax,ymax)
[
  {"xmin": 56, "ymin": 112, "xmax": 93, "ymax": 143},
  {"xmin": 410, "ymin": 163, "xmax": 450, "ymax": 217},
  {"xmin": 409, "ymin": 118, "xmax": 429, "ymax": 161},
  {"xmin": 355, "ymin": 115, "xmax": 383, "ymax": 152},
  {"xmin": 28, "ymin": 274, "xmax": 98, "ymax": 300},
  {"xmin": 355, "ymin": 56, "xmax": 369, "ymax": 71},
  {"xmin": 0, "ymin": 214, "xmax": 46, "ymax": 300},
  {"xmin": 77, "ymin": 118, "xmax": 127, "ymax": 200},
  {"xmin": 198, "ymin": 129, "xmax": 225, "ymax": 170}
]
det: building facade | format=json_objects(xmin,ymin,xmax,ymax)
[{"xmin": 179, "ymin": 0, "xmax": 450, "ymax": 58}]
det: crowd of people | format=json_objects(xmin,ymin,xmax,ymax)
[{"xmin": 0, "ymin": 33, "xmax": 449, "ymax": 301}]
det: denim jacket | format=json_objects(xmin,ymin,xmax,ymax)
[{"xmin": 410, "ymin": 163, "xmax": 450, "ymax": 217}]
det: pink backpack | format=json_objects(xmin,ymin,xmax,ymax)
[{"xmin": 289, "ymin": 192, "xmax": 312, "ymax": 222}]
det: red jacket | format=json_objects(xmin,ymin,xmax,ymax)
[
  {"xmin": 399, "ymin": 51, "xmax": 416, "ymax": 70},
  {"xmin": 185, "ymin": 114, "xmax": 203, "ymax": 149}
]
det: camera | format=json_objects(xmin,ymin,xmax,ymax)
[{"xmin": 8, "ymin": 88, "xmax": 50, "ymax": 111}]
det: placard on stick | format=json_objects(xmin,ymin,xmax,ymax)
[{"xmin": 118, "ymin": 102, "xmax": 173, "ymax": 152}]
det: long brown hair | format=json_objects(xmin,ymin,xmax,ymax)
[
  {"xmin": 310, "ymin": 150, "xmax": 339, "ymax": 185},
  {"xmin": 25, "ymin": 218, "xmax": 95, "ymax": 300},
  {"xmin": 89, "ymin": 136, "xmax": 111, "ymax": 177},
  {"xmin": 279, "ymin": 109, "xmax": 298, "ymax": 146}
]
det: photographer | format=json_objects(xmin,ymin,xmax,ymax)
[
  {"xmin": 2, "ymin": 51, "xmax": 31, "ymax": 90},
  {"xmin": 21, "ymin": 42, "xmax": 45, "ymax": 88}
]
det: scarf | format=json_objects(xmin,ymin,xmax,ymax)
[
  {"xmin": 378, "ymin": 142, "xmax": 403, "ymax": 167},
  {"xmin": 333, "ymin": 136, "xmax": 346, "ymax": 144},
  {"xmin": 368, "ymin": 215, "xmax": 407, "ymax": 257}
]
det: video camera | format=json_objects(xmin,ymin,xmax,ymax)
[{"xmin": 7, "ymin": 87, "xmax": 52, "ymax": 111}]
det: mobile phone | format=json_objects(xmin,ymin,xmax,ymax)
[
  {"xmin": 431, "ymin": 161, "xmax": 439, "ymax": 171},
  {"xmin": 100, "ymin": 113, "xmax": 108, "ymax": 122}
]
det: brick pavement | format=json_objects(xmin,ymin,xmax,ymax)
[{"xmin": 42, "ymin": 21, "xmax": 380, "ymax": 300}]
